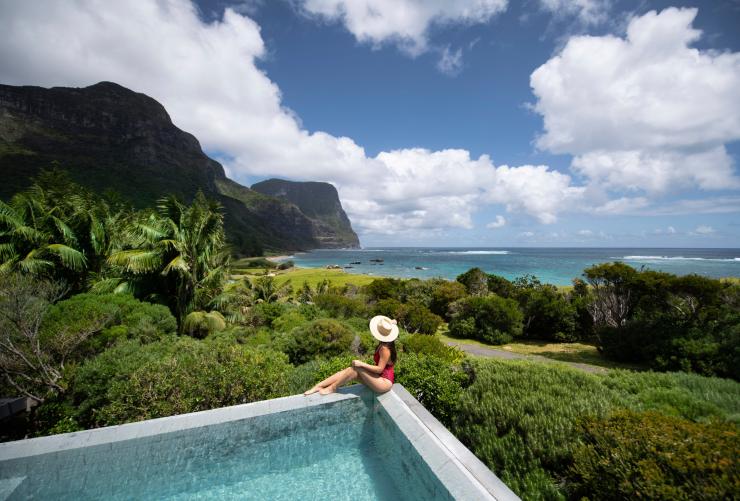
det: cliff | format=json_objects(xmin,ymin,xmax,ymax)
[{"xmin": 0, "ymin": 82, "xmax": 360, "ymax": 253}]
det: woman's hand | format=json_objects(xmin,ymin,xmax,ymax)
[{"xmin": 351, "ymin": 359, "xmax": 363, "ymax": 368}]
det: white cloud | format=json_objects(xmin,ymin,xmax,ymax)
[
  {"xmin": 538, "ymin": 0, "xmax": 610, "ymax": 26},
  {"xmin": 531, "ymin": 7, "xmax": 740, "ymax": 193},
  {"xmin": 486, "ymin": 215, "xmax": 506, "ymax": 228},
  {"xmin": 0, "ymin": 0, "xmax": 582, "ymax": 239},
  {"xmin": 518, "ymin": 231, "xmax": 535, "ymax": 238},
  {"xmin": 577, "ymin": 229, "xmax": 593, "ymax": 236},
  {"xmin": 694, "ymin": 225, "xmax": 715, "ymax": 234},
  {"xmin": 437, "ymin": 46, "xmax": 463, "ymax": 76},
  {"xmin": 297, "ymin": 0, "xmax": 508, "ymax": 56}
]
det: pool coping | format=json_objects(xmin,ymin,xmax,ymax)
[{"xmin": 0, "ymin": 384, "xmax": 519, "ymax": 500}]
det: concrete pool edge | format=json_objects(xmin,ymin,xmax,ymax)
[
  {"xmin": 383, "ymin": 384, "xmax": 519, "ymax": 501},
  {"xmin": 0, "ymin": 384, "xmax": 519, "ymax": 500}
]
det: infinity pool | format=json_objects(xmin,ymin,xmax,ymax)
[{"xmin": 0, "ymin": 385, "xmax": 518, "ymax": 500}]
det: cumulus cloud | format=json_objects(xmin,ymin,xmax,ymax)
[
  {"xmin": 297, "ymin": 0, "xmax": 508, "ymax": 56},
  {"xmin": 531, "ymin": 7, "xmax": 740, "ymax": 193},
  {"xmin": 0, "ymin": 0, "xmax": 582, "ymax": 238},
  {"xmin": 487, "ymin": 215, "xmax": 506, "ymax": 228},
  {"xmin": 694, "ymin": 225, "xmax": 715, "ymax": 235}
]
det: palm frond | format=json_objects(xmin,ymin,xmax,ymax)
[
  {"xmin": 108, "ymin": 249, "xmax": 162, "ymax": 274},
  {"xmin": 45, "ymin": 244, "xmax": 87, "ymax": 271},
  {"xmin": 162, "ymin": 255, "xmax": 189, "ymax": 276}
]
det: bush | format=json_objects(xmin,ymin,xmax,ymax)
[
  {"xmin": 91, "ymin": 338, "xmax": 292, "ymax": 425},
  {"xmin": 272, "ymin": 308, "xmax": 311, "ymax": 333},
  {"xmin": 567, "ymin": 410, "xmax": 740, "ymax": 500},
  {"xmin": 274, "ymin": 318, "xmax": 356, "ymax": 364},
  {"xmin": 448, "ymin": 294, "xmax": 523, "ymax": 344},
  {"xmin": 456, "ymin": 267, "xmax": 489, "ymax": 296},
  {"xmin": 373, "ymin": 298, "xmax": 404, "ymax": 318},
  {"xmin": 395, "ymin": 352, "xmax": 468, "ymax": 426},
  {"xmin": 364, "ymin": 278, "xmax": 405, "ymax": 301},
  {"xmin": 399, "ymin": 302, "xmax": 443, "ymax": 335},
  {"xmin": 515, "ymin": 284, "xmax": 577, "ymax": 342},
  {"xmin": 429, "ymin": 280, "xmax": 467, "ymax": 320},
  {"xmin": 314, "ymin": 293, "xmax": 368, "ymax": 318},
  {"xmin": 287, "ymin": 354, "xmax": 356, "ymax": 395},
  {"xmin": 277, "ymin": 260, "xmax": 294, "ymax": 270},
  {"xmin": 248, "ymin": 301, "xmax": 286, "ymax": 328},
  {"xmin": 41, "ymin": 293, "xmax": 176, "ymax": 354},
  {"xmin": 401, "ymin": 334, "xmax": 464, "ymax": 363},
  {"xmin": 486, "ymin": 274, "xmax": 514, "ymax": 298},
  {"xmin": 451, "ymin": 358, "xmax": 740, "ymax": 500}
]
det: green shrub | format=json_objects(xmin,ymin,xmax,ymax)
[
  {"xmin": 69, "ymin": 337, "xmax": 183, "ymax": 427},
  {"xmin": 93, "ymin": 338, "xmax": 291, "ymax": 425},
  {"xmin": 456, "ymin": 267, "xmax": 489, "ymax": 296},
  {"xmin": 41, "ymin": 293, "xmax": 176, "ymax": 356},
  {"xmin": 486, "ymin": 274, "xmax": 515, "ymax": 298},
  {"xmin": 398, "ymin": 302, "xmax": 442, "ymax": 335},
  {"xmin": 515, "ymin": 284, "xmax": 577, "ymax": 342},
  {"xmin": 272, "ymin": 308, "xmax": 311, "ymax": 333},
  {"xmin": 453, "ymin": 359, "xmax": 627, "ymax": 499},
  {"xmin": 448, "ymin": 294, "xmax": 523, "ymax": 344},
  {"xmin": 401, "ymin": 334, "xmax": 464, "ymax": 363},
  {"xmin": 451, "ymin": 359, "xmax": 740, "ymax": 500},
  {"xmin": 429, "ymin": 280, "xmax": 467, "ymax": 320},
  {"xmin": 314, "ymin": 293, "xmax": 368, "ymax": 318},
  {"xmin": 567, "ymin": 410, "xmax": 740, "ymax": 500},
  {"xmin": 248, "ymin": 301, "xmax": 286, "ymax": 327},
  {"xmin": 373, "ymin": 298, "xmax": 404, "ymax": 318},
  {"xmin": 277, "ymin": 260, "xmax": 294, "ymax": 270},
  {"xmin": 287, "ymin": 354, "xmax": 356, "ymax": 395},
  {"xmin": 364, "ymin": 278, "xmax": 405, "ymax": 301},
  {"xmin": 274, "ymin": 318, "xmax": 356, "ymax": 364},
  {"xmin": 395, "ymin": 352, "xmax": 468, "ymax": 426}
]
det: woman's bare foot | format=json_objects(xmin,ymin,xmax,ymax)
[
  {"xmin": 319, "ymin": 384, "xmax": 336, "ymax": 395},
  {"xmin": 303, "ymin": 385, "xmax": 320, "ymax": 396}
]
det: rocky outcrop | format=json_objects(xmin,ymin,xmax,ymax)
[
  {"xmin": 251, "ymin": 179, "xmax": 360, "ymax": 249},
  {"xmin": 0, "ymin": 82, "xmax": 360, "ymax": 253}
]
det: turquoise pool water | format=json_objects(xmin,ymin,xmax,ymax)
[{"xmin": 0, "ymin": 397, "xmax": 452, "ymax": 500}]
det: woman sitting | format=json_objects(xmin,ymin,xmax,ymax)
[{"xmin": 304, "ymin": 315, "xmax": 397, "ymax": 395}]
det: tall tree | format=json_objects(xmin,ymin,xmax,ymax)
[{"xmin": 104, "ymin": 192, "xmax": 228, "ymax": 328}]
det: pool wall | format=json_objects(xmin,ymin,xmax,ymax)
[{"xmin": 0, "ymin": 384, "xmax": 519, "ymax": 500}]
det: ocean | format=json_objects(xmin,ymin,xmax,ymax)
[{"xmin": 286, "ymin": 248, "xmax": 740, "ymax": 286}]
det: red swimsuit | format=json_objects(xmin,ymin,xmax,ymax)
[{"xmin": 374, "ymin": 345, "xmax": 394, "ymax": 383}]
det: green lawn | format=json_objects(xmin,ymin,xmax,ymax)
[{"xmin": 232, "ymin": 266, "xmax": 379, "ymax": 289}]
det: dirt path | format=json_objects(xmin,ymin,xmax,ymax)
[{"xmin": 445, "ymin": 340, "xmax": 609, "ymax": 374}]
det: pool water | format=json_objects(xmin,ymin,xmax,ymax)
[{"xmin": 1, "ymin": 396, "xmax": 451, "ymax": 500}]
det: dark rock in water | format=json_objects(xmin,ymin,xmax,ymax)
[
  {"xmin": 0, "ymin": 82, "xmax": 360, "ymax": 254},
  {"xmin": 350, "ymin": 261, "xmax": 361, "ymax": 265},
  {"xmin": 344, "ymin": 266, "xmax": 353, "ymax": 269},
  {"xmin": 369, "ymin": 258, "xmax": 384, "ymax": 263}
]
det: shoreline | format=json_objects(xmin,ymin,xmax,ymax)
[{"xmin": 265, "ymin": 255, "xmax": 294, "ymax": 262}]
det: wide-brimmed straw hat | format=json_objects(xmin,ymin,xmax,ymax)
[{"xmin": 369, "ymin": 315, "xmax": 399, "ymax": 342}]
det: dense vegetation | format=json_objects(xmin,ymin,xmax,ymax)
[{"xmin": 1, "ymin": 174, "xmax": 738, "ymax": 499}]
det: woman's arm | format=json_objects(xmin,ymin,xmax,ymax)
[{"xmin": 352, "ymin": 346, "xmax": 390, "ymax": 374}]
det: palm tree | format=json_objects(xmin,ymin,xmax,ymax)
[
  {"xmin": 0, "ymin": 185, "xmax": 87, "ymax": 279},
  {"xmin": 105, "ymin": 192, "xmax": 228, "ymax": 328}
]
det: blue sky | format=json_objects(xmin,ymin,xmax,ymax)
[{"xmin": 2, "ymin": 0, "xmax": 740, "ymax": 246}]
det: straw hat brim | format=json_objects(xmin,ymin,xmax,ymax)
[{"xmin": 369, "ymin": 315, "xmax": 399, "ymax": 342}]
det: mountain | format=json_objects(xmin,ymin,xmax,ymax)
[
  {"xmin": 0, "ymin": 81, "xmax": 360, "ymax": 253},
  {"xmin": 251, "ymin": 179, "xmax": 360, "ymax": 249}
]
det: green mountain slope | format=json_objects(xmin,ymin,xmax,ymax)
[{"xmin": 0, "ymin": 82, "xmax": 360, "ymax": 253}]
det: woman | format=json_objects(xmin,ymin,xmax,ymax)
[{"xmin": 304, "ymin": 315, "xmax": 397, "ymax": 395}]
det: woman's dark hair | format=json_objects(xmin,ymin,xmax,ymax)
[{"xmin": 378, "ymin": 341, "xmax": 397, "ymax": 365}]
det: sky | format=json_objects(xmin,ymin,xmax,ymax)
[{"xmin": 1, "ymin": 0, "xmax": 740, "ymax": 247}]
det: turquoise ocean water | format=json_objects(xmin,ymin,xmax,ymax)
[{"xmin": 287, "ymin": 248, "xmax": 740, "ymax": 286}]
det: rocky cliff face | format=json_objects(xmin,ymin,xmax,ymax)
[
  {"xmin": 0, "ymin": 82, "xmax": 360, "ymax": 253},
  {"xmin": 252, "ymin": 179, "xmax": 360, "ymax": 248}
]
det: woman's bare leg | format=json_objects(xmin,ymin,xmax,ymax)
[
  {"xmin": 356, "ymin": 369, "xmax": 392, "ymax": 394},
  {"xmin": 304, "ymin": 366, "xmax": 356, "ymax": 395},
  {"xmin": 318, "ymin": 367, "xmax": 358, "ymax": 395}
]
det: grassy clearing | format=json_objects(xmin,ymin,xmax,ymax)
[{"xmin": 232, "ymin": 266, "xmax": 379, "ymax": 289}]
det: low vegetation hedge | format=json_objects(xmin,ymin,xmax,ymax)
[
  {"xmin": 448, "ymin": 294, "xmax": 523, "ymax": 344},
  {"xmin": 452, "ymin": 358, "xmax": 740, "ymax": 500},
  {"xmin": 567, "ymin": 410, "xmax": 740, "ymax": 500},
  {"xmin": 273, "ymin": 318, "xmax": 356, "ymax": 365}
]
